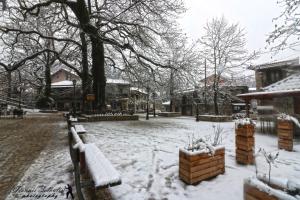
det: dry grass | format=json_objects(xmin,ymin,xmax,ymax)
[{"xmin": 0, "ymin": 114, "xmax": 63, "ymax": 199}]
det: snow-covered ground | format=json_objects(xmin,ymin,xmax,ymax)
[
  {"xmin": 6, "ymin": 116, "xmax": 300, "ymax": 200},
  {"xmin": 83, "ymin": 117, "xmax": 300, "ymax": 200}
]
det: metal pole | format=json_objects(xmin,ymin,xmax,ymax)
[
  {"xmin": 204, "ymin": 58, "xmax": 207, "ymax": 113},
  {"xmin": 146, "ymin": 87, "xmax": 149, "ymax": 120},
  {"xmin": 72, "ymin": 80, "xmax": 77, "ymax": 116},
  {"xmin": 246, "ymin": 99, "xmax": 250, "ymax": 118},
  {"xmin": 169, "ymin": 61, "xmax": 174, "ymax": 112},
  {"xmin": 153, "ymin": 99, "xmax": 156, "ymax": 117},
  {"xmin": 196, "ymin": 103, "xmax": 199, "ymax": 122},
  {"xmin": 73, "ymin": 86, "xmax": 76, "ymax": 116},
  {"xmin": 19, "ymin": 88, "xmax": 21, "ymax": 109}
]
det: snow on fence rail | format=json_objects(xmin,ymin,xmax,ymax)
[
  {"xmin": 85, "ymin": 143, "xmax": 121, "ymax": 188},
  {"xmin": 67, "ymin": 119, "xmax": 121, "ymax": 199}
]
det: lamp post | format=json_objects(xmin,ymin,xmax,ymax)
[
  {"xmin": 18, "ymin": 86, "xmax": 22, "ymax": 109},
  {"xmin": 18, "ymin": 83, "xmax": 25, "ymax": 109},
  {"xmin": 146, "ymin": 86, "xmax": 150, "ymax": 120},
  {"xmin": 72, "ymin": 79, "xmax": 77, "ymax": 116},
  {"xmin": 196, "ymin": 103, "xmax": 199, "ymax": 122},
  {"xmin": 152, "ymin": 92, "xmax": 156, "ymax": 117}
]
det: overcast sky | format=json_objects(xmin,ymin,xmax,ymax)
[{"xmin": 179, "ymin": 0, "xmax": 300, "ymax": 64}]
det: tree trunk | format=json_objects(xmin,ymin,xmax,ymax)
[
  {"xmin": 7, "ymin": 70, "xmax": 11, "ymax": 99},
  {"xmin": 80, "ymin": 32, "xmax": 90, "ymax": 113},
  {"xmin": 213, "ymin": 49, "xmax": 219, "ymax": 115},
  {"xmin": 67, "ymin": 0, "xmax": 106, "ymax": 112},
  {"xmin": 214, "ymin": 89, "xmax": 219, "ymax": 115},
  {"xmin": 44, "ymin": 62, "xmax": 51, "ymax": 98},
  {"xmin": 90, "ymin": 36, "xmax": 106, "ymax": 111}
]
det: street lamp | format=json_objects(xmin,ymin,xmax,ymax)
[
  {"xmin": 72, "ymin": 79, "xmax": 77, "ymax": 116},
  {"xmin": 196, "ymin": 103, "xmax": 199, "ymax": 122},
  {"xmin": 18, "ymin": 83, "xmax": 25, "ymax": 109},
  {"xmin": 152, "ymin": 92, "xmax": 156, "ymax": 117}
]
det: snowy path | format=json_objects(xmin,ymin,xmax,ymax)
[
  {"xmin": 5, "ymin": 122, "xmax": 75, "ymax": 200},
  {"xmin": 83, "ymin": 117, "xmax": 300, "ymax": 200}
]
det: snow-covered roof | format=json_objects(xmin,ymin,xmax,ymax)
[
  {"xmin": 51, "ymin": 68, "xmax": 78, "ymax": 76},
  {"xmin": 130, "ymin": 87, "xmax": 147, "ymax": 94},
  {"xmin": 162, "ymin": 101, "xmax": 170, "ymax": 105},
  {"xmin": 174, "ymin": 88, "xmax": 195, "ymax": 94},
  {"xmin": 264, "ymin": 72, "xmax": 300, "ymax": 92},
  {"xmin": 52, "ymin": 79, "xmax": 130, "ymax": 88},
  {"xmin": 107, "ymin": 78, "xmax": 130, "ymax": 85},
  {"xmin": 51, "ymin": 80, "xmax": 74, "ymax": 88},
  {"xmin": 238, "ymin": 73, "xmax": 300, "ymax": 99},
  {"xmin": 248, "ymin": 57, "xmax": 300, "ymax": 70},
  {"xmin": 257, "ymin": 105, "xmax": 274, "ymax": 110},
  {"xmin": 232, "ymin": 103, "xmax": 246, "ymax": 106}
]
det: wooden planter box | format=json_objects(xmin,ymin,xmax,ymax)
[
  {"xmin": 179, "ymin": 147, "xmax": 225, "ymax": 185},
  {"xmin": 236, "ymin": 124, "xmax": 255, "ymax": 165},
  {"xmin": 236, "ymin": 136, "xmax": 255, "ymax": 151},
  {"xmin": 244, "ymin": 177, "xmax": 298, "ymax": 200},
  {"xmin": 277, "ymin": 120, "xmax": 293, "ymax": 151},
  {"xmin": 277, "ymin": 120, "xmax": 293, "ymax": 130},
  {"xmin": 236, "ymin": 149, "xmax": 254, "ymax": 164},
  {"xmin": 236, "ymin": 124, "xmax": 255, "ymax": 137}
]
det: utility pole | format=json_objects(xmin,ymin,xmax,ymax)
[
  {"xmin": 169, "ymin": 61, "xmax": 174, "ymax": 112},
  {"xmin": 152, "ymin": 92, "xmax": 156, "ymax": 117},
  {"xmin": 146, "ymin": 86, "xmax": 150, "ymax": 120},
  {"xmin": 204, "ymin": 59, "xmax": 207, "ymax": 114}
]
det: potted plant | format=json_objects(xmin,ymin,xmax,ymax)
[
  {"xmin": 244, "ymin": 149, "xmax": 299, "ymax": 200},
  {"xmin": 235, "ymin": 118, "xmax": 256, "ymax": 164},
  {"xmin": 179, "ymin": 124, "xmax": 225, "ymax": 184}
]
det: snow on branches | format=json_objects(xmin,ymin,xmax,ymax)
[{"xmin": 184, "ymin": 124, "xmax": 225, "ymax": 155}]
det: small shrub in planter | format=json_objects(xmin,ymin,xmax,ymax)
[
  {"xmin": 179, "ymin": 124, "xmax": 225, "ymax": 184},
  {"xmin": 244, "ymin": 149, "xmax": 300, "ymax": 200},
  {"xmin": 244, "ymin": 175, "xmax": 299, "ymax": 200}
]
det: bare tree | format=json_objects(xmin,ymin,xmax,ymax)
[
  {"xmin": 0, "ymin": 4, "xmax": 80, "ymax": 108},
  {"xmin": 267, "ymin": 0, "xmax": 300, "ymax": 51},
  {"xmin": 10, "ymin": 0, "xmax": 185, "ymax": 111},
  {"xmin": 199, "ymin": 17, "xmax": 255, "ymax": 115}
]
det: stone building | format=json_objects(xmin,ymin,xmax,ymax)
[
  {"xmin": 238, "ymin": 58, "xmax": 300, "ymax": 135},
  {"xmin": 50, "ymin": 68, "xmax": 131, "ymax": 111},
  {"xmin": 249, "ymin": 58, "xmax": 300, "ymax": 90},
  {"xmin": 246, "ymin": 58, "xmax": 300, "ymax": 113},
  {"xmin": 51, "ymin": 68, "xmax": 80, "ymax": 83},
  {"xmin": 106, "ymin": 79, "xmax": 130, "ymax": 111},
  {"xmin": 129, "ymin": 87, "xmax": 148, "ymax": 113},
  {"xmin": 171, "ymin": 85, "xmax": 248, "ymax": 116}
]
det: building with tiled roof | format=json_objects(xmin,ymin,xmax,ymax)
[
  {"xmin": 238, "ymin": 72, "xmax": 300, "ymax": 135},
  {"xmin": 249, "ymin": 57, "xmax": 300, "ymax": 91}
]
